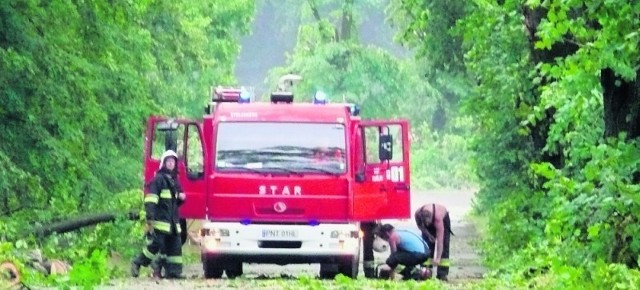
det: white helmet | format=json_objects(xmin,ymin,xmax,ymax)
[{"xmin": 159, "ymin": 150, "xmax": 179, "ymax": 169}]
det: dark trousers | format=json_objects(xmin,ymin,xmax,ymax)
[
  {"xmin": 360, "ymin": 221, "xmax": 377, "ymax": 278},
  {"xmin": 423, "ymin": 212, "xmax": 451, "ymax": 280},
  {"xmin": 385, "ymin": 250, "xmax": 429, "ymax": 278},
  {"xmin": 134, "ymin": 231, "xmax": 183, "ymax": 277},
  {"xmin": 150, "ymin": 220, "xmax": 188, "ymax": 277}
]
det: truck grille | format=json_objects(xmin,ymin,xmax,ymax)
[{"xmin": 258, "ymin": 241, "xmax": 302, "ymax": 249}]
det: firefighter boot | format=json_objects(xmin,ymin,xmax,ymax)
[
  {"xmin": 150, "ymin": 257, "xmax": 163, "ymax": 278},
  {"xmin": 131, "ymin": 253, "xmax": 151, "ymax": 278},
  {"xmin": 130, "ymin": 260, "xmax": 141, "ymax": 278},
  {"xmin": 410, "ymin": 266, "xmax": 432, "ymax": 280},
  {"xmin": 363, "ymin": 260, "xmax": 376, "ymax": 278},
  {"xmin": 164, "ymin": 262, "xmax": 185, "ymax": 279}
]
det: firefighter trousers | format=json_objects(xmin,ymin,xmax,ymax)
[
  {"xmin": 423, "ymin": 212, "xmax": 452, "ymax": 280},
  {"xmin": 133, "ymin": 231, "xmax": 183, "ymax": 277}
]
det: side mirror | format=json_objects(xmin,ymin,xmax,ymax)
[{"xmin": 379, "ymin": 134, "xmax": 393, "ymax": 161}]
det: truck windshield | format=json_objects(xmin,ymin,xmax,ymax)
[{"xmin": 215, "ymin": 122, "xmax": 347, "ymax": 174}]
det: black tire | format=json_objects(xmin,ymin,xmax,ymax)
[
  {"xmin": 203, "ymin": 256, "xmax": 223, "ymax": 279},
  {"xmin": 338, "ymin": 253, "xmax": 359, "ymax": 279},
  {"xmin": 225, "ymin": 262, "xmax": 243, "ymax": 279},
  {"xmin": 319, "ymin": 263, "xmax": 338, "ymax": 279}
]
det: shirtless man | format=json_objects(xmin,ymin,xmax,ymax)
[{"xmin": 414, "ymin": 203, "xmax": 452, "ymax": 281}]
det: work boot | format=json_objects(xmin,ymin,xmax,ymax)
[
  {"xmin": 364, "ymin": 267, "xmax": 375, "ymax": 278},
  {"xmin": 151, "ymin": 269, "xmax": 162, "ymax": 279},
  {"xmin": 363, "ymin": 260, "xmax": 376, "ymax": 278},
  {"xmin": 150, "ymin": 258, "xmax": 163, "ymax": 278},
  {"xmin": 411, "ymin": 266, "xmax": 431, "ymax": 280},
  {"xmin": 130, "ymin": 261, "xmax": 141, "ymax": 278}
]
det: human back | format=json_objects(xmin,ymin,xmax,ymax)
[{"xmin": 396, "ymin": 230, "xmax": 429, "ymax": 254}]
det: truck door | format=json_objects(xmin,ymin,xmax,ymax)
[
  {"xmin": 144, "ymin": 116, "xmax": 207, "ymax": 219},
  {"xmin": 351, "ymin": 120, "xmax": 411, "ymax": 220}
]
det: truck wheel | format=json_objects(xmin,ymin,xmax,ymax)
[
  {"xmin": 319, "ymin": 263, "xmax": 338, "ymax": 279},
  {"xmin": 225, "ymin": 262, "xmax": 243, "ymax": 279},
  {"xmin": 338, "ymin": 254, "xmax": 359, "ymax": 279},
  {"xmin": 203, "ymin": 256, "xmax": 223, "ymax": 279}
]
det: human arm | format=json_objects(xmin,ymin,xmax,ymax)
[
  {"xmin": 175, "ymin": 181, "xmax": 186, "ymax": 205},
  {"xmin": 415, "ymin": 208, "xmax": 435, "ymax": 243},
  {"xmin": 164, "ymin": 174, "xmax": 186, "ymax": 205},
  {"xmin": 143, "ymin": 178, "xmax": 160, "ymax": 232},
  {"xmin": 388, "ymin": 233, "xmax": 399, "ymax": 254},
  {"xmin": 433, "ymin": 218, "xmax": 445, "ymax": 265}
]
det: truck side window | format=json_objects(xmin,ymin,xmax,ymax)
[
  {"xmin": 185, "ymin": 124, "xmax": 204, "ymax": 179},
  {"xmin": 387, "ymin": 124, "xmax": 404, "ymax": 162},
  {"xmin": 364, "ymin": 127, "xmax": 381, "ymax": 163},
  {"xmin": 151, "ymin": 123, "xmax": 185, "ymax": 160}
]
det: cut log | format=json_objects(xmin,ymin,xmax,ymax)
[{"xmin": 31, "ymin": 210, "xmax": 140, "ymax": 238}]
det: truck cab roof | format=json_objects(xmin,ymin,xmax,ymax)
[{"xmin": 212, "ymin": 102, "xmax": 354, "ymax": 123}]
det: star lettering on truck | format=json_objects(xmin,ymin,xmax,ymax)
[{"xmin": 259, "ymin": 185, "xmax": 302, "ymax": 195}]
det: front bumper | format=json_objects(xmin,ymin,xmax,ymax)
[{"xmin": 200, "ymin": 222, "xmax": 360, "ymax": 264}]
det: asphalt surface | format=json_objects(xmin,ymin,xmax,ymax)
[{"xmin": 98, "ymin": 188, "xmax": 485, "ymax": 289}]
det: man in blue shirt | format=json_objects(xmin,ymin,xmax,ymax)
[{"xmin": 374, "ymin": 224, "xmax": 431, "ymax": 280}]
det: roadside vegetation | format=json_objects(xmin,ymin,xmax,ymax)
[
  {"xmin": 2, "ymin": 0, "xmax": 639, "ymax": 289},
  {"xmin": 388, "ymin": 0, "xmax": 640, "ymax": 288}
]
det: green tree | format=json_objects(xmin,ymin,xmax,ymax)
[
  {"xmin": 264, "ymin": 0, "xmax": 477, "ymax": 188},
  {"xmin": 390, "ymin": 0, "xmax": 640, "ymax": 287},
  {"xmin": 1, "ymin": 0, "xmax": 253, "ymax": 286}
]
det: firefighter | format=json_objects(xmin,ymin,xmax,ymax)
[
  {"xmin": 131, "ymin": 150, "xmax": 186, "ymax": 279},
  {"xmin": 374, "ymin": 224, "xmax": 430, "ymax": 280},
  {"xmin": 415, "ymin": 203, "xmax": 452, "ymax": 281}
]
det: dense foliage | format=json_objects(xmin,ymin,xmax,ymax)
[
  {"xmin": 264, "ymin": 0, "xmax": 476, "ymax": 189},
  {"xmin": 5, "ymin": 0, "xmax": 639, "ymax": 288},
  {"xmin": 390, "ymin": 0, "xmax": 640, "ymax": 287},
  {"xmin": 1, "ymin": 0, "xmax": 253, "ymax": 287}
]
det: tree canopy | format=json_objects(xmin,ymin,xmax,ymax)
[
  {"xmin": 2, "ymin": 0, "xmax": 639, "ymax": 288},
  {"xmin": 1, "ymin": 2, "xmax": 253, "ymax": 286},
  {"xmin": 389, "ymin": 0, "xmax": 640, "ymax": 287}
]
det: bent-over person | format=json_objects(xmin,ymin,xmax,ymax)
[{"xmin": 414, "ymin": 203, "xmax": 453, "ymax": 281}]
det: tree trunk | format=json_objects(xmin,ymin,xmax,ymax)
[
  {"xmin": 601, "ymin": 68, "xmax": 640, "ymax": 139},
  {"xmin": 339, "ymin": 0, "xmax": 353, "ymax": 42},
  {"xmin": 30, "ymin": 210, "xmax": 139, "ymax": 238},
  {"xmin": 522, "ymin": 5, "xmax": 579, "ymax": 169}
]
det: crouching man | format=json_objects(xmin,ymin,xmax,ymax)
[{"xmin": 374, "ymin": 224, "xmax": 431, "ymax": 280}]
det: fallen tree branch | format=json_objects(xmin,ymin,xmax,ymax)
[{"xmin": 30, "ymin": 210, "xmax": 140, "ymax": 238}]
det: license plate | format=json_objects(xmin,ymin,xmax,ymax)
[{"xmin": 261, "ymin": 229, "xmax": 298, "ymax": 239}]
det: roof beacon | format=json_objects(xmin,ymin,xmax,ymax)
[
  {"xmin": 239, "ymin": 87, "xmax": 252, "ymax": 103},
  {"xmin": 313, "ymin": 91, "xmax": 328, "ymax": 104},
  {"xmin": 213, "ymin": 87, "xmax": 242, "ymax": 102}
]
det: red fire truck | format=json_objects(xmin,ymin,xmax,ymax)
[{"xmin": 142, "ymin": 84, "xmax": 411, "ymax": 279}]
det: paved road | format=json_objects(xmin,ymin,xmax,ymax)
[
  {"xmin": 381, "ymin": 188, "xmax": 485, "ymax": 281},
  {"xmin": 99, "ymin": 189, "xmax": 485, "ymax": 289}
]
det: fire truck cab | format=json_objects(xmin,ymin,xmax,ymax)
[{"xmin": 143, "ymin": 86, "xmax": 411, "ymax": 279}]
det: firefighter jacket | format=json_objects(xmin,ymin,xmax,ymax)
[{"xmin": 144, "ymin": 170, "xmax": 184, "ymax": 234}]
